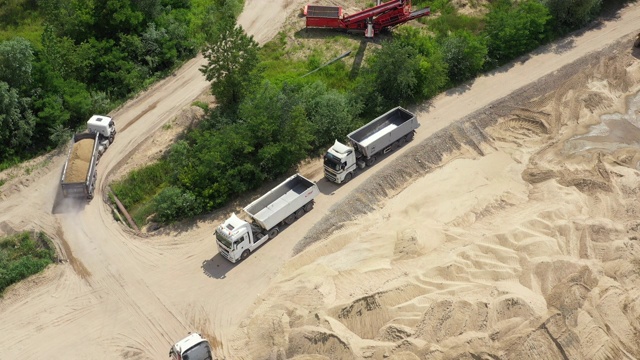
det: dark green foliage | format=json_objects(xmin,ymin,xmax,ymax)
[
  {"xmin": 0, "ymin": 231, "xmax": 55, "ymax": 294},
  {"xmin": 484, "ymin": 0, "xmax": 551, "ymax": 65},
  {"xmin": 0, "ymin": 81, "xmax": 36, "ymax": 161},
  {"xmin": 296, "ymin": 82, "xmax": 360, "ymax": 149},
  {"xmin": 200, "ymin": 25, "xmax": 260, "ymax": 108},
  {"xmin": 440, "ymin": 30, "xmax": 487, "ymax": 84},
  {"xmin": 544, "ymin": 0, "xmax": 602, "ymax": 34},
  {"xmin": 0, "ymin": 37, "xmax": 34, "ymax": 91},
  {"xmin": 361, "ymin": 27, "xmax": 448, "ymax": 108},
  {"xmin": 0, "ymin": 0, "xmax": 204, "ymax": 166},
  {"xmin": 153, "ymin": 186, "xmax": 202, "ymax": 223}
]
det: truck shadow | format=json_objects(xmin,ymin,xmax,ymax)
[{"xmin": 202, "ymin": 254, "xmax": 236, "ymax": 279}]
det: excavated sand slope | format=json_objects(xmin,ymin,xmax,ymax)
[
  {"xmin": 235, "ymin": 43, "xmax": 640, "ymax": 359},
  {"xmin": 63, "ymin": 138, "xmax": 95, "ymax": 183}
]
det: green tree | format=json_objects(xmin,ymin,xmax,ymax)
[
  {"xmin": 0, "ymin": 81, "xmax": 36, "ymax": 160},
  {"xmin": 153, "ymin": 186, "xmax": 202, "ymax": 223},
  {"xmin": 484, "ymin": 0, "xmax": 551, "ymax": 65},
  {"xmin": 0, "ymin": 37, "xmax": 34, "ymax": 92},
  {"xmin": 200, "ymin": 25, "xmax": 260, "ymax": 108},
  {"xmin": 544, "ymin": 0, "xmax": 602, "ymax": 34},
  {"xmin": 440, "ymin": 30, "xmax": 488, "ymax": 83},
  {"xmin": 297, "ymin": 81, "xmax": 359, "ymax": 149}
]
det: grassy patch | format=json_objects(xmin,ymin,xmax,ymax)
[
  {"xmin": 0, "ymin": 231, "xmax": 56, "ymax": 295},
  {"xmin": 111, "ymin": 160, "xmax": 171, "ymax": 227},
  {"xmin": 259, "ymin": 32, "xmax": 360, "ymax": 91},
  {"xmin": 0, "ymin": 18, "xmax": 44, "ymax": 46}
]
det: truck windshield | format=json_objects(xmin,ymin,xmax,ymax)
[
  {"xmin": 324, "ymin": 153, "xmax": 341, "ymax": 171},
  {"xmin": 215, "ymin": 229, "xmax": 232, "ymax": 249},
  {"xmin": 183, "ymin": 342, "xmax": 213, "ymax": 360}
]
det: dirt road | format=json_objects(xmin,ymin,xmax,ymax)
[{"xmin": 1, "ymin": 2, "xmax": 639, "ymax": 359}]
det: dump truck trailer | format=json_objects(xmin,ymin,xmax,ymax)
[
  {"xmin": 60, "ymin": 115, "xmax": 116, "ymax": 200},
  {"xmin": 324, "ymin": 106, "xmax": 419, "ymax": 184},
  {"xmin": 215, "ymin": 174, "xmax": 319, "ymax": 263},
  {"xmin": 60, "ymin": 132, "xmax": 101, "ymax": 199}
]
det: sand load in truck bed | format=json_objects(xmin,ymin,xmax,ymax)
[{"xmin": 64, "ymin": 138, "xmax": 95, "ymax": 183}]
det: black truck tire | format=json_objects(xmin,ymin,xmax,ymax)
[
  {"xmin": 241, "ymin": 250, "xmax": 250, "ymax": 260},
  {"xmin": 303, "ymin": 202, "xmax": 314, "ymax": 212}
]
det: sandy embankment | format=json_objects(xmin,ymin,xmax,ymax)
[{"xmin": 234, "ymin": 42, "xmax": 640, "ymax": 359}]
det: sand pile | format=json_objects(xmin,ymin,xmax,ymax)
[
  {"xmin": 63, "ymin": 138, "xmax": 94, "ymax": 183},
  {"xmin": 233, "ymin": 49, "xmax": 640, "ymax": 359}
]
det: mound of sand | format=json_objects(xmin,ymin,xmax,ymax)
[{"xmin": 233, "ymin": 47, "xmax": 640, "ymax": 359}]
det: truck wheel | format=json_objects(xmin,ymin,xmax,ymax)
[
  {"xmin": 268, "ymin": 227, "xmax": 279, "ymax": 238},
  {"xmin": 285, "ymin": 214, "xmax": 296, "ymax": 225},
  {"xmin": 391, "ymin": 141, "xmax": 399, "ymax": 151},
  {"xmin": 241, "ymin": 250, "xmax": 250, "ymax": 261},
  {"xmin": 399, "ymin": 137, "xmax": 406, "ymax": 146},
  {"xmin": 405, "ymin": 132, "xmax": 415, "ymax": 142},
  {"xmin": 366, "ymin": 157, "xmax": 376, "ymax": 167},
  {"xmin": 303, "ymin": 202, "xmax": 314, "ymax": 212},
  {"xmin": 295, "ymin": 208, "xmax": 305, "ymax": 219},
  {"xmin": 343, "ymin": 172, "xmax": 353, "ymax": 183}
]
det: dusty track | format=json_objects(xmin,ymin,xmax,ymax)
[{"xmin": 0, "ymin": 2, "xmax": 639, "ymax": 359}]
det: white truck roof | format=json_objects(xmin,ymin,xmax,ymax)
[
  {"xmin": 87, "ymin": 115, "xmax": 113, "ymax": 133},
  {"xmin": 217, "ymin": 213, "xmax": 247, "ymax": 237},
  {"xmin": 172, "ymin": 333, "xmax": 207, "ymax": 355}
]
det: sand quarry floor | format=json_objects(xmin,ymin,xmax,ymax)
[{"xmin": 1, "ymin": 1, "xmax": 640, "ymax": 359}]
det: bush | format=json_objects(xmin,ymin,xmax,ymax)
[
  {"xmin": 153, "ymin": 186, "xmax": 202, "ymax": 223},
  {"xmin": 112, "ymin": 161, "xmax": 170, "ymax": 209},
  {"xmin": 544, "ymin": 0, "xmax": 602, "ymax": 35},
  {"xmin": 440, "ymin": 30, "xmax": 488, "ymax": 84},
  {"xmin": 0, "ymin": 231, "xmax": 55, "ymax": 294},
  {"xmin": 484, "ymin": 0, "xmax": 551, "ymax": 65}
]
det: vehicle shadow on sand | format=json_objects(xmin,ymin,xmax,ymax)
[{"xmin": 202, "ymin": 254, "xmax": 235, "ymax": 279}]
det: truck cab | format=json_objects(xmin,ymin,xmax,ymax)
[
  {"xmin": 324, "ymin": 140, "xmax": 358, "ymax": 184},
  {"xmin": 87, "ymin": 115, "xmax": 116, "ymax": 153},
  {"xmin": 169, "ymin": 333, "xmax": 212, "ymax": 360},
  {"xmin": 215, "ymin": 213, "xmax": 268, "ymax": 263}
]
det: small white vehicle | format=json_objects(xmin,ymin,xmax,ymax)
[
  {"xmin": 169, "ymin": 333, "xmax": 212, "ymax": 360},
  {"xmin": 215, "ymin": 173, "xmax": 319, "ymax": 263}
]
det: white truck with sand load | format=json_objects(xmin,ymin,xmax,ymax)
[
  {"xmin": 324, "ymin": 106, "xmax": 419, "ymax": 184},
  {"xmin": 60, "ymin": 115, "xmax": 116, "ymax": 200},
  {"xmin": 215, "ymin": 173, "xmax": 319, "ymax": 263},
  {"xmin": 169, "ymin": 333, "xmax": 213, "ymax": 360}
]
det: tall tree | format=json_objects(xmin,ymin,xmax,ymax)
[
  {"xmin": 0, "ymin": 37, "xmax": 34, "ymax": 92},
  {"xmin": 0, "ymin": 81, "xmax": 36, "ymax": 160},
  {"xmin": 200, "ymin": 25, "xmax": 259, "ymax": 108}
]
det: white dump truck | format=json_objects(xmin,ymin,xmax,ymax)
[
  {"xmin": 169, "ymin": 333, "xmax": 213, "ymax": 360},
  {"xmin": 60, "ymin": 115, "xmax": 116, "ymax": 200},
  {"xmin": 324, "ymin": 106, "xmax": 418, "ymax": 184},
  {"xmin": 215, "ymin": 173, "xmax": 319, "ymax": 263}
]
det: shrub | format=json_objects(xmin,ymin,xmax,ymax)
[
  {"xmin": 152, "ymin": 186, "xmax": 202, "ymax": 223},
  {"xmin": 0, "ymin": 231, "xmax": 55, "ymax": 294}
]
